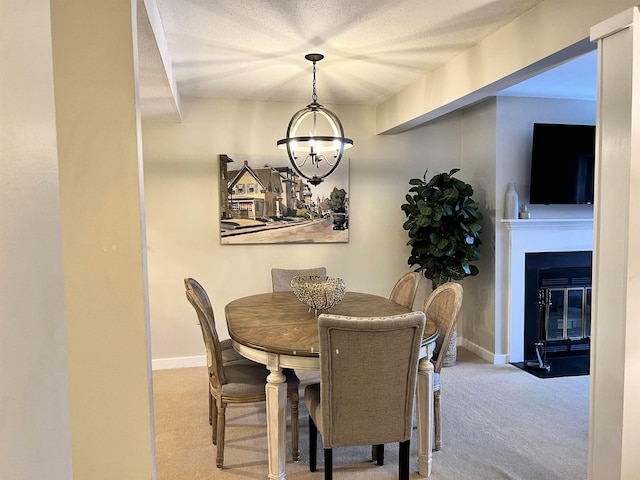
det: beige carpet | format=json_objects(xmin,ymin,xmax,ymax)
[{"xmin": 153, "ymin": 348, "xmax": 589, "ymax": 479}]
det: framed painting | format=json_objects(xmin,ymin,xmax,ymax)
[{"xmin": 219, "ymin": 153, "xmax": 349, "ymax": 245}]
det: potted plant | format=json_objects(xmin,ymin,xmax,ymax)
[{"xmin": 401, "ymin": 168, "xmax": 483, "ymax": 364}]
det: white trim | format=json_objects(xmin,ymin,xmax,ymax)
[
  {"xmin": 155, "ymin": 342, "xmax": 511, "ymax": 369},
  {"xmin": 152, "ymin": 355, "xmax": 206, "ymax": 370},
  {"xmin": 501, "ymin": 218, "xmax": 593, "ymax": 231},
  {"xmin": 458, "ymin": 337, "xmax": 509, "ymax": 365},
  {"xmin": 590, "ymin": 7, "xmax": 635, "ymax": 42}
]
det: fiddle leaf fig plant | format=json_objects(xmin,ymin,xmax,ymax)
[{"xmin": 401, "ymin": 168, "xmax": 483, "ymax": 286}]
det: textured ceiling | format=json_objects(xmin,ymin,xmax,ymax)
[{"xmin": 146, "ymin": 0, "xmax": 546, "ymax": 106}]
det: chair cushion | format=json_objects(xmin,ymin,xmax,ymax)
[
  {"xmin": 220, "ymin": 363, "xmax": 270, "ymax": 396},
  {"xmin": 220, "ymin": 363, "xmax": 300, "ymax": 397},
  {"xmin": 220, "ymin": 339, "xmax": 252, "ymax": 364},
  {"xmin": 220, "ymin": 338, "xmax": 234, "ymax": 350}
]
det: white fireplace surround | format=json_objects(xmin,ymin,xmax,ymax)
[{"xmin": 502, "ymin": 218, "xmax": 594, "ymax": 362}]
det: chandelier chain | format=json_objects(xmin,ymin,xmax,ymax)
[{"xmin": 312, "ymin": 61, "xmax": 318, "ymax": 103}]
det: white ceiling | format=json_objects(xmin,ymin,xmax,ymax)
[{"xmin": 139, "ymin": 0, "xmax": 597, "ymax": 120}]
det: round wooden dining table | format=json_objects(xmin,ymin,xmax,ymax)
[{"xmin": 225, "ymin": 291, "xmax": 439, "ymax": 480}]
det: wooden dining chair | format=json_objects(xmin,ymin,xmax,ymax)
[
  {"xmin": 185, "ymin": 278, "xmax": 248, "ymax": 368},
  {"xmin": 423, "ymin": 281, "xmax": 463, "ymax": 451},
  {"xmin": 271, "ymin": 267, "xmax": 327, "ymax": 292},
  {"xmin": 184, "ymin": 277, "xmax": 301, "ymax": 466},
  {"xmin": 389, "ymin": 271, "xmax": 421, "ymax": 309},
  {"xmin": 305, "ymin": 311, "xmax": 426, "ymax": 480}
]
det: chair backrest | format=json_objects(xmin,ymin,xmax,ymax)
[
  {"xmin": 423, "ymin": 282, "xmax": 463, "ymax": 374},
  {"xmin": 389, "ymin": 271, "xmax": 421, "ymax": 309},
  {"xmin": 185, "ymin": 276, "xmax": 214, "ymax": 316},
  {"xmin": 316, "ymin": 311, "xmax": 426, "ymax": 448},
  {"xmin": 184, "ymin": 277, "xmax": 226, "ymax": 387},
  {"xmin": 271, "ymin": 267, "xmax": 327, "ymax": 292}
]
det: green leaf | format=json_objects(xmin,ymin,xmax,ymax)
[
  {"xmin": 402, "ymin": 167, "xmax": 482, "ymax": 284},
  {"xmin": 442, "ymin": 187, "xmax": 459, "ymax": 204},
  {"xmin": 417, "ymin": 216, "xmax": 431, "ymax": 227}
]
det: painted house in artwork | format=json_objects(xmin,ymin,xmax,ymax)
[
  {"xmin": 227, "ymin": 161, "xmax": 275, "ymax": 219},
  {"xmin": 226, "ymin": 158, "xmax": 316, "ymax": 219},
  {"xmin": 267, "ymin": 166, "xmax": 299, "ymax": 214}
]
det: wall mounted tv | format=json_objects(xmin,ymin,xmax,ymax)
[{"xmin": 529, "ymin": 123, "xmax": 596, "ymax": 205}]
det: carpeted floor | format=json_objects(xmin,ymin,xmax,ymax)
[{"xmin": 153, "ymin": 348, "xmax": 589, "ymax": 479}]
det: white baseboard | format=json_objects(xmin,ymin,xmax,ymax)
[
  {"xmin": 458, "ymin": 337, "xmax": 509, "ymax": 365},
  {"xmin": 153, "ymin": 342, "xmax": 510, "ymax": 370},
  {"xmin": 152, "ymin": 355, "xmax": 206, "ymax": 370}
]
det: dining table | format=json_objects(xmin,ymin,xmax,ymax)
[{"xmin": 225, "ymin": 290, "xmax": 439, "ymax": 480}]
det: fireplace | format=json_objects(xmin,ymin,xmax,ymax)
[
  {"xmin": 524, "ymin": 251, "xmax": 592, "ymax": 361},
  {"xmin": 502, "ymin": 218, "xmax": 593, "ymax": 363}
]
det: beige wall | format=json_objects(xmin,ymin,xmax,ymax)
[
  {"xmin": 143, "ymin": 93, "xmax": 599, "ymax": 366},
  {"xmin": 458, "ymin": 98, "xmax": 499, "ymax": 357},
  {"xmin": 0, "ymin": 1, "xmax": 73, "ymax": 478},
  {"xmin": 143, "ymin": 98, "xmax": 469, "ymax": 362},
  {"xmin": 142, "ymin": 94, "xmax": 599, "ymax": 366},
  {"xmin": 51, "ymin": 0, "xmax": 155, "ymax": 478}
]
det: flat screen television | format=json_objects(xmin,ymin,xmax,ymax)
[{"xmin": 529, "ymin": 123, "xmax": 596, "ymax": 205}]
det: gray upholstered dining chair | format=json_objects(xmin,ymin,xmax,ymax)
[
  {"xmin": 423, "ymin": 281, "xmax": 463, "ymax": 451},
  {"xmin": 389, "ymin": 271, "xmax": 421, "ymax": 309},
  {"xmin": 369, "ymin": 270, "xmax": 422, "ymax": 463},
  {"xmin": 271, "ymin": 267, "xmax": 327, "ymax": 292},
  {"xmin": 184, "ymin": 278, "xmax": 301, "ymax": 466},
  {"xmin": 305, "ymin": 311, "xmax": 426, "ymax": 480}
]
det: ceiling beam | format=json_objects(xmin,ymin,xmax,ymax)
[
  {"xmin": 375, "ymin": 0, "xmax": 637, "ymax": 135},
  {"xmin": 137, "ymin": 0, "xmax": 182, "ymax": 122}
]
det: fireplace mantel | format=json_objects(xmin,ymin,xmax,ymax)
[
  {"xmin": 502, "ymin": 218, "xmax": 594, "ymax": 231},
  {"xmin": 501, "ymin": 218, "xmax": 594, "ymax": 362}
]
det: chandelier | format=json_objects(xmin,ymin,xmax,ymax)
[{"xmin": 277, "ymin": 53, "xmax": 353, "ymax": 186}]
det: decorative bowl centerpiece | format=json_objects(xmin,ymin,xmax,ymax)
[{"xmin": 291, "ymin": 275, "xmax": 346, "ymax": 314}]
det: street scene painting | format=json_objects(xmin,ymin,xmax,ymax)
[{"xmin": 219, "ymin": 153, "xmax": 349, "ymax": 244}]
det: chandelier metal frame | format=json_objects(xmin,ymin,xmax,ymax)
[{"xmin": 277, "ymin": 53, "xmax": 353, "ymax": 186}]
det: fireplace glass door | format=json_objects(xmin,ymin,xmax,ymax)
[{"xmin": 545, "ymin": 287, "xmax": 591, "ymax": 341}]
